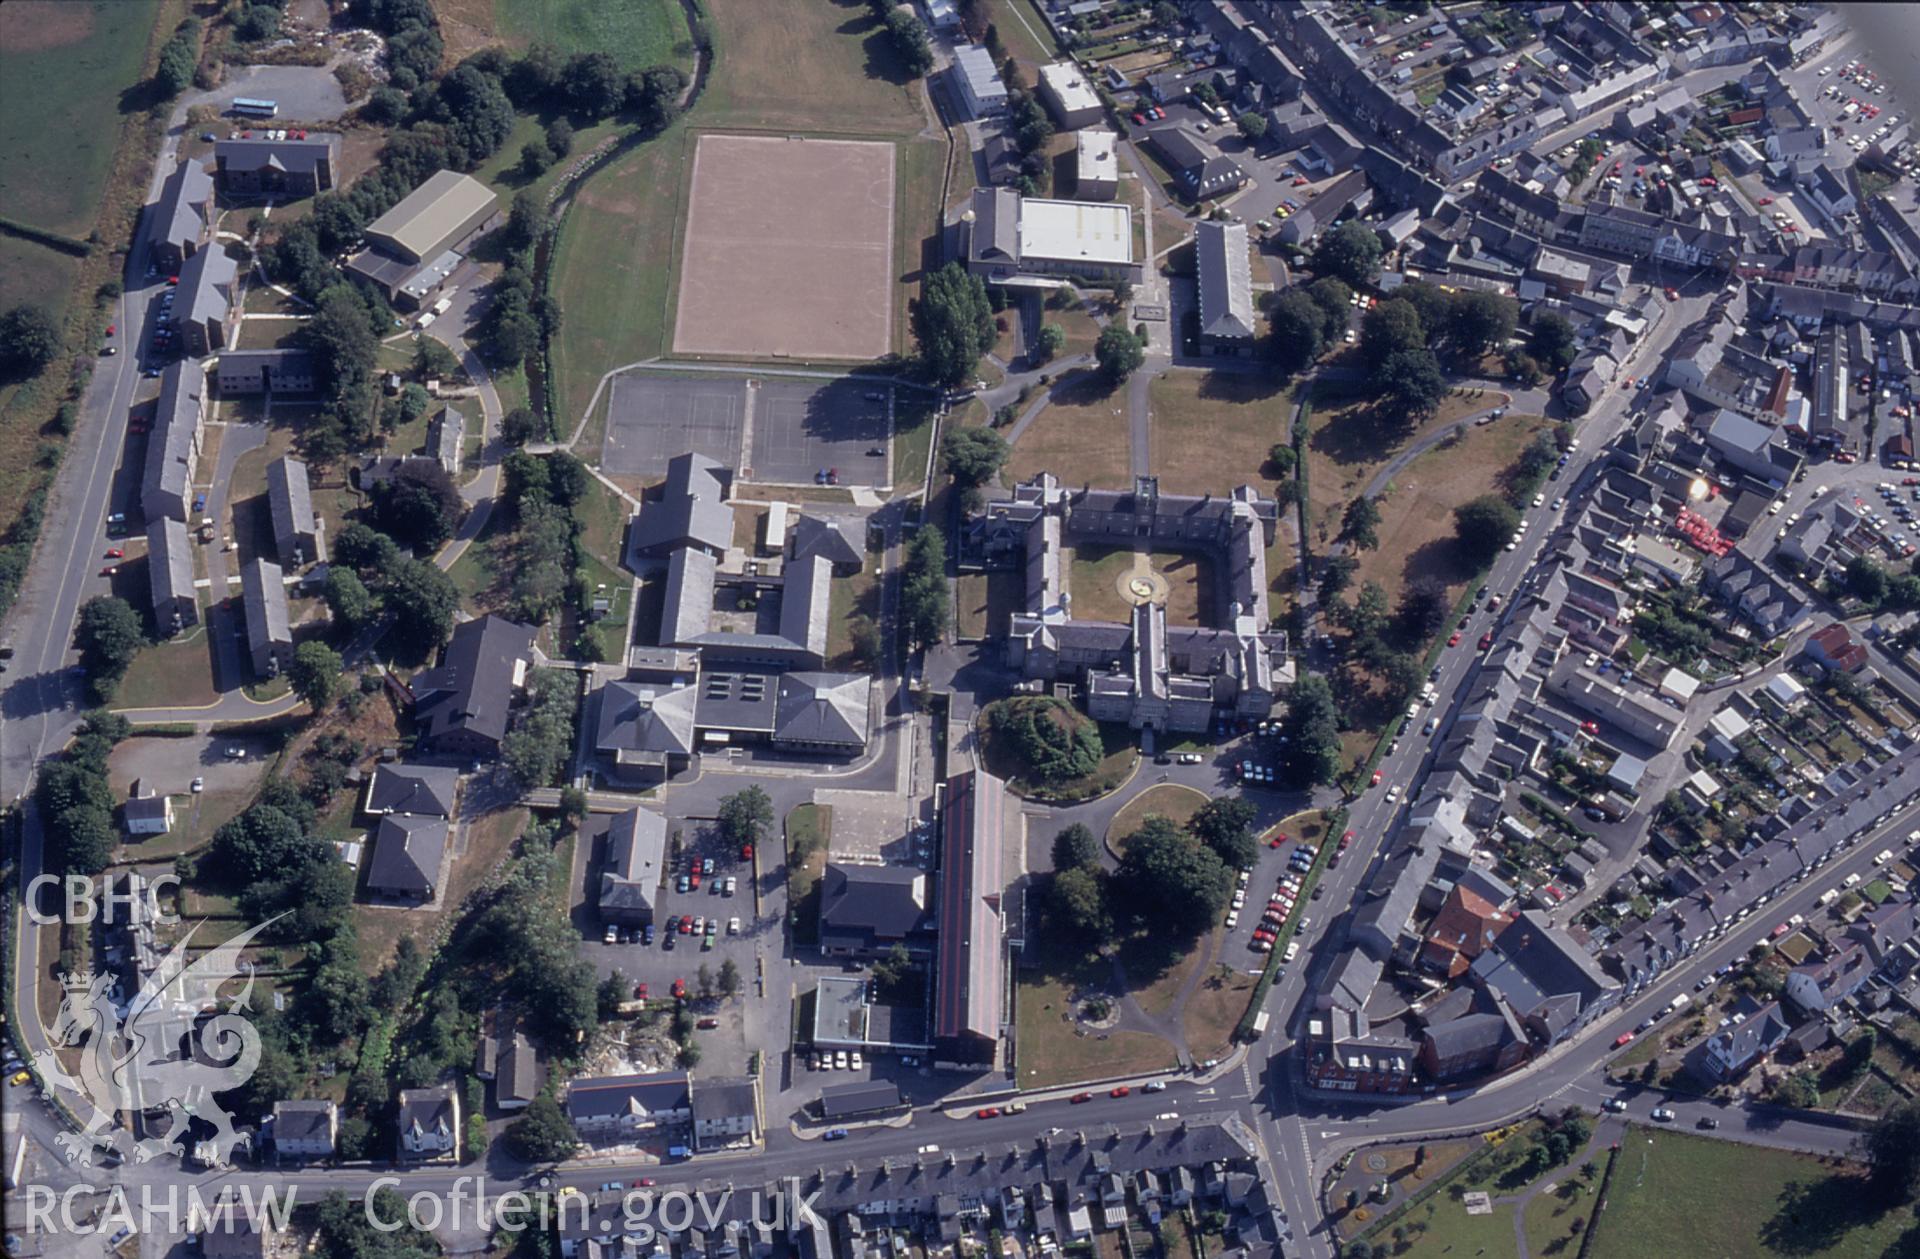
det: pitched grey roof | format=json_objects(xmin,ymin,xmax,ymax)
[
  {"xmin": 368, "ymin": 814, "xmax": 448, "ymax": 895},
  {"xmin": 410, "ymin": 615, "xmax": 535, "ymax": 751},
  {"xmin": 970, "ymin": 186, "xmax": 1022, "ymax": 262},
  {"xmin": 240, "ymin": 558, "xmax": 290, "ymax": 651},
  {"xmin": 271, "ymin": 1099, "xmax": 336, "ymax": 1143},
  {"xmin": 1471, "ymin": 911, "xmax": 1619, "ymax": 1020},
  {"xmin": 596, "ymin": 678, "xmax": 698, "ymax": 760},
  {"xmin": 662, "ymin": 546, "xmax": 718, "ymax": 646},
  {"xmin": 632, "ymin": 452, "xmax": 734, "ymax": 557},
  {"xmin": 365, "ymin": 763, "xmax": 459, "ymax": 817},
  {"xmin": 427, "ymin": 406, "xmax": 465, "ymax": 474},
  {"xmin": 819, "ymin": 863, "xmax": 931, "ymax": 947},
  {"xmin": 497, "ymin": 1030, "xmax": 539, "ymax": 1107},
  {"xmin": 148, "ymin": 159, "xmax": 213, "ymax": 252},
  {"xmin": 176, "ymin": 245, "xmax": 239, "ymax": 341},
  {"xmin": 266, "ymin": 457, "xmax": 317, "ymax": 565},
  {"xmin": 790, "ymin": 514, "xmax": 864, "ymax": 567},
  {"xmin": 147, "ymin": 517, "xmax": 194, "ymax": 623},
  {"xmin": 779, "ymin": 553, "xmax": 832, "ymax": 663},
  {"xmin": 775, "ymin": 671, "xmax": 871, "ymax": 746},
  {"xmin": 566, "ymin": 1071, "xmax": 690, "ymax": 1122},
  {"xmin": 691, "ymin": 1076, "xmax": 757, "ymax": 1125},
  {"xmin": 819, "ymin": 1080, "xmax": 902, "ymax": 1118},
  {"xmin": 597, "ymin": 807, "xmax": 667, "ymax": 914},
  {"xmin": 142, "ymin": 362, "xmax": 204, "ymax": 519},
  {"xmin": 215, "ymin": 134, "xmax": 336, "ymax": 178},
  {"xmin": 1195, "ymin": 221, "xmax": 1255, "ymax": 341}
]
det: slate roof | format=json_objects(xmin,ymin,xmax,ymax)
[
  {"xmin": 632, "ymin": 452, "xmax": 734, "ymax": 557},
  {"xmin": 596, "ymin": 678, "xmax": 699, "ymax": 760},
  {"xmin": 239, "ymin": 558, "xmax": 290, "ymax": 653},
  {"xmin": 774, "ymin": 671, "xmax": 871, "ymax": 746},
  {"xmin": 368, "ymin": 814, "xmax": 448, "ymax": 895},
  {"xmin": 272, "ymin": 1100, "xmax": 336, "ymax": 1144},
  {"xmin": 819, "ymin": 863, "xmax": 932, "ymax": 950},
  {"xmin": 365, "ymin": 763, "xmax": 459, "ymax": 817},
  {"xmin": 266, "ymin": 456, "xmax": 317, "ymax": 565},
  {"xmin": 597, "ymin": 807, "xmax": 667, "ymax": 915},
  {"xmin": 566, "ymin": 1071, "xmax": 691, "ymax": 1122},
  {"xmin": 142, "ymin": 361, "xmax": 204, "ymax": 519},
  {"xmin": 790, "ymin": 514, "xmax": 864, "ymax": 567},
  {"xmin": 691, "ymin": 1076, "xmax": 757, "ymax": 1125},
  {"xmin": 176, "ymin": 245, "xmax": 239, "ymax": 340},
  {"xmin": 819, "ymin": 1080, "xmax": 902, "ymax": 1118},
  {"xmin": 1195, "ymin": 221, "xmax": 1255, "ymax": 341},
  {"xmin": 779, "ymin": 554, "xmax": 832, "ymax": 663},
  {"xmin": 148, "ymin": 159, "xmax": 213, "ymax": 252},
  {"xmin": 410, "ymin": 615, "xmax": 535, "ymax": 751},
  {"xmin": 1471, "ymin": 911, "xmax": 1618, "ymax": 1024},
  {"xmin": 215, "ymin": 133, "xmax": 336, "ymax": 178}
]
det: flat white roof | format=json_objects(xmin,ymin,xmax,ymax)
[
  {"xmin": 1020, "ymin": 198, "xmax": 1132, "ymax": 265},
  {"xmin": 1041, "ymin": 61, "xmax": 1102, "ymax": 113},
  {"xmin": 1076, "ymin": 130, "xmax": 1117, "ymax": 182}
]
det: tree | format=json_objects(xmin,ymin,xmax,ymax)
[
  {"xmin": 1397, "ymin": 577, "xmax": 1451, "ymax": 640},
  {"xmin": 213, "ymin": 805, "xmax": 309, "ymax": 888},
  {"xmin": 901, "ymin": 525, "xmax": 950, "ymax": 648},
  {"xmin": 1265, "ymin": 289, "xmax": 1326, "ymax": 375},
  {"xmin": 1445, "ymin": 290, "xmax": 1516, "ymax": 360},
  {"xmin": 332, "ymin": 522, "xmax": 401, "ymax": 573},
  {"xmin": 0, "ymin": 304, "xmax": 62, "ymax": 379},
  {"xmin": 75, "ymin": 596, "xmax": 143, "ymax": 702},
  {"xmin": 289, "ymin": 641, "xmax": 344, "ymax": 710},
  {"xmin": 1052, "ymin": 823, "xmax": 1101, "ymax": 872},
  {"xmin": 884, "ymin": 9, "xmax": 935, "ymax": 76},
  {"xmin": 1861, "ymin": 1100, "xmax": 1920, "ymax": 1206},
  {"xmin": 562, "ymin": 50, "xmax": 624, "ymax": 117},
  {"xmin": 545, "ymin": 118, "xmax": 574, "ymax": 158},
  {"xmin": 1341, "ymin": 496, "xmax": 1382, "ymax": 550},
  {"xmin": 597, "ymin": 970, "xmax": 629, "ymax": 1021},
  {"xmin": 1095, "ymin": 323, "xmax": 1145, "ymax": 384},
  {"xmin": 1454, "ymin": 495, "xmax": 1521, "ymax": 565},
  {"xmin": 1279, "ymin": 674, "xmax": 1341, "ymax": 787},
  {"xmin": 1114, "ymin": 818, "xmax": 1230, "ymax": 936},
  {"xmin": 1236, "ymin": 112, "xmax": 1267, "ymax": 141},
  {"xmin": 501, "ymin": 406, "xmax": 544, "ymax": 447},
  {"xmin": 718, "ymin": 957, "xmax": 742, "ymax": 998},
  {"xmin": 1190, "ymin": 796, "xmax": 1259, "ymax": 870},
  {"xmin": 504, "ymin": 1095, "xmax": 578, "ymax": 1162},
  {"xmin": 718, "ymin": 786, "xmax": 774, "ymax": 849},
  {"xmin": 1378, "ymin": 348, "xmax": 1447, "ymax": 417},
  {"xmin": 1846, "ymin": 554, "xmax": 1890, "ymax": 605},
  {"xmin": 397, "ymin": 382, "xmax": 431, "ymax": 427},
  {"xmin": 374, "ymin": 459, "xmax": 466, "ymax": 552},
  {"xmin": 1050, "ymin": 866, "xmax": 1111, "ymax": 939},
  {"xmin": 944, "ymin": 426, "xmax": 1010, "ymax": 493},
  {"xmin": 1308, "ymin": 219, "xmax": 1384, "ymax": 288},
  {"xmin": 625, "ymin": 64, "xmax": 688, "ymax": 127},
  {"xmin": 1152, "ymin": 1, "xmax": 1180, "ymax": 25},
  {"xmin": 987, "ymin": 697, "xmax": 1103, "ymax": 784},
  {"xmin": 914, "ymin": 263, "xmax": 994, "ymax": 388},
  {"xmin": 1034, "ymin": 322, "xmax": 1066, "ymax": 363},
  {"xmin": 1360, "ymin": 299, "xmax": 1425, "ymax": 371},
  {"xmin": 383, "ymin": 559, "xmax": 459, "ymax": 658},
  {"xmin": 1318, "ymin": 554, "xmax": 1358, "ymax": 603},
  {"xmin": 507, "ymin": 188, "xmax": 544, "ymax": 251},
  {"xmin": 1528, "ymin": 311, "xmax": 1579, "ymax": 373}
]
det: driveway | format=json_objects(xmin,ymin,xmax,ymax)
[{"xmin": 184, "ymin": 65, "xmax": 349, "ymax": 123}]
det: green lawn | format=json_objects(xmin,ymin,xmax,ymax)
[
  {"xmin": 116, "ymin": 626, "xmax": 219, "ymax": 711},
  {"xmin": 0, "ymin": 235, "xmax": 82, "ymax": 326},
  {"xmin": 785, "ymin": 803, "xmax": 830, "ymax": 947},
  {"xmin": 493, "ymin": 0, "xmax": 692, "ymax": 68},
  {"xmin": 1589, "ymin": 1128, "xmax": 1916, "ymax": 1259},
  {"xmin": 0, "ymin": 0, "xmax": 161, "ymax": 238}
]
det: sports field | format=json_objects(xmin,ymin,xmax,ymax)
[
  {"xmin": 697, "ymin": 0, "xmax": 926, "ymax": 136},
  {"xmin": 0, "ymin": 0, "xmax": 162, "ymax": 238},
  {"xmin": 433, "ymin": 0, "xmax": 691, "ymax": 67},
  {"xmin": 672, "ymin": 135, "xmax": 895, "ymax": 361}
]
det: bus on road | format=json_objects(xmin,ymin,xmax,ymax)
[{"xmin": 231, "ymin": 98, "xmax": 279, "ymax": 118}]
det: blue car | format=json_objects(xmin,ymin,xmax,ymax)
[{"xmin": 823, "ymin": 1128, "xmax": 849, "ymax": 1141}]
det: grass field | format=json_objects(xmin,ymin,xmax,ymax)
[
  {"xmin": 785, "ymin": 803, "xmax": 830, "ymax": 947},
  {"xmin": 1007, "ymin": 370, "xmax": 1134, "ymax": 488},
  {"xmin": 492, "ymin": 0, "xmax": 692, "ymax": 67},
  {"xmin": 1067, "ymin": 544, "xmax": 1211, "ymax": 626},
  {"xmin": 0, "ymin": 0, "xmax": 161, "ymax": 237},
  {"xmin": 697, "ymin": 0, "xmax": 925, "ymax": 136},
  {"xmin": 1105, "ymin": 783, "xmax": 1208, "ymax": 851},
  {"xmin": 1349, "ymin": 413, "xmax": 1553, "ymax": 606},
  {"xmin": 1148, "ymin": 372, "xmax": 1290, "ymax": 497},
  {"xmin": 1305, "ymin": 384, "xmax": 1511, "ymax": 548},
  {"xmin": 1589, "ymin": 1128, "xmax": 1915, "ymax": 1259},
  {"xmin": 955, "ymin": 567, "xmax": 1023, "ymax": 639},
  {"xmin": 1015, "ymin": 953, "xmax": 1178, "ymax": 1089},
  {"xmin": 116, "ymin": 626, "xmax": 218, "ymax": 711},
  {"xmin": 1181, "ymin": 964, "xmax": 1256, "ymax": 1063},
  {"xmin": 0, "ymin": 236, "xmax": 83, "ymax": 326}
]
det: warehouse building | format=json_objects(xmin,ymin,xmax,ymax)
[
  {"xmin": 346, "ymin": 170, "xmax": 498, "ymax": 308},
  {"xmin": 962, "ymin": 186, "xmax": 1142, "ymax": 287},
  {"xmin": 1194, "ymin": 220, "xmax": 1256, "ymax": 354},
  {"xmin": 1039, "ymin": 61, "xmax": 1104, "ymax": 129}
]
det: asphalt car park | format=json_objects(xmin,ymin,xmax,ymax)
[{"xmin": 747, "ymin": 376, "xmax": 892, "ymax": 488}]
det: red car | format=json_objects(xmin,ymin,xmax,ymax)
[
  {"xmin": 1664, "ymin": 287, "xmax": 1680, "ymax": 300},
  {"xmin": 1268, "ymin": 835, "xmax": 1284, "ymax": 848},
  {"xmin": 1132, "ymin": 111, "xmax": 1148, "ymax": 125},
  {"xmin": 1069, "ymin": 1092, "xmax": 1094, "ymax": 1103},
  {"xmin": 671, "ymin": 978, "xmax": 687, "ymax": 999},
  {"xmin": 105, "ymin": 324, "xmax": 115, "ymax": 336},
  {"xmin": 633, "ymin": 1178, "xmax": 656, "ymax": 1188},
  {"xmin": 741, "ymin": 843, "xmax": 754, "ymax": 860},
  {"xmin": 680, "ymin": 914, "xmax": 694, "ymax": 933},
  {"xmin": 99, "ymin": 565, "xmax": 117, "ymax": 577},
  {"xmin": 104, "ymin": 548, "xmax": 124, "ymax": 559},
  {"xmin": 1447, "ymin": 632, "xmax": 1461, "ymax": 647},
  {"xmin": 1479, "ymin": 631, "xmax": 1494, "ymax": 650},
  {"xmin": 1784, "ymin": 223, "xmax": 1799, "ymax": 232},
  {"xmin": 1292, "ymin": 176, "xmax": 1309, "ymax": 186},
  {"xmin": 166, "ymin": 275, "xmax": 179, "ymax": 286},
  {"xmin": 1110, "ymin": 1086, "xmax": 1131, "ymax": 1098},
  {"xmin": 1758, "ymin": 196, "xmax": 1772, "ymax": 205},
  {"xmin": 1150, "ymin": 106, "xmax": 1165, "ymax": 120},
  {"xmin": 1581, "ymin": 720, "xmax": 1600, "ymax": 735},
  {"xmin": 129, "ymin": 419, "xmax": 148, "ymax": 434},
  {"xmin": 1340, "ymin": 831, "xmax": 1354, "ymax": 850},
  {"xmin": 689, "ymin": 872, "xmax": 701, "ymax": 890},
  {"xmin": 1902, "ymin": 477, "xmax": 1920, "ymax": 487},
  {"xmin": 1370, "ymin": 769, "xmax": 1384, "ymax": 786},
  {"xmin": 635, "ymin": 982, "xmax": 649, "ymax": 1001},
  {"xmin": 1614, "ymin": 1032, "xmax": 1635, "ymax": 1048},
  {"xmin": 976, "ymin": 1107, "xmax": 1003, "ymax": 1119}
]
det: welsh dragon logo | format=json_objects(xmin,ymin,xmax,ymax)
[{"xmin": 32, "ymin": 915, "xmax": 283, "ymax": 1168}]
